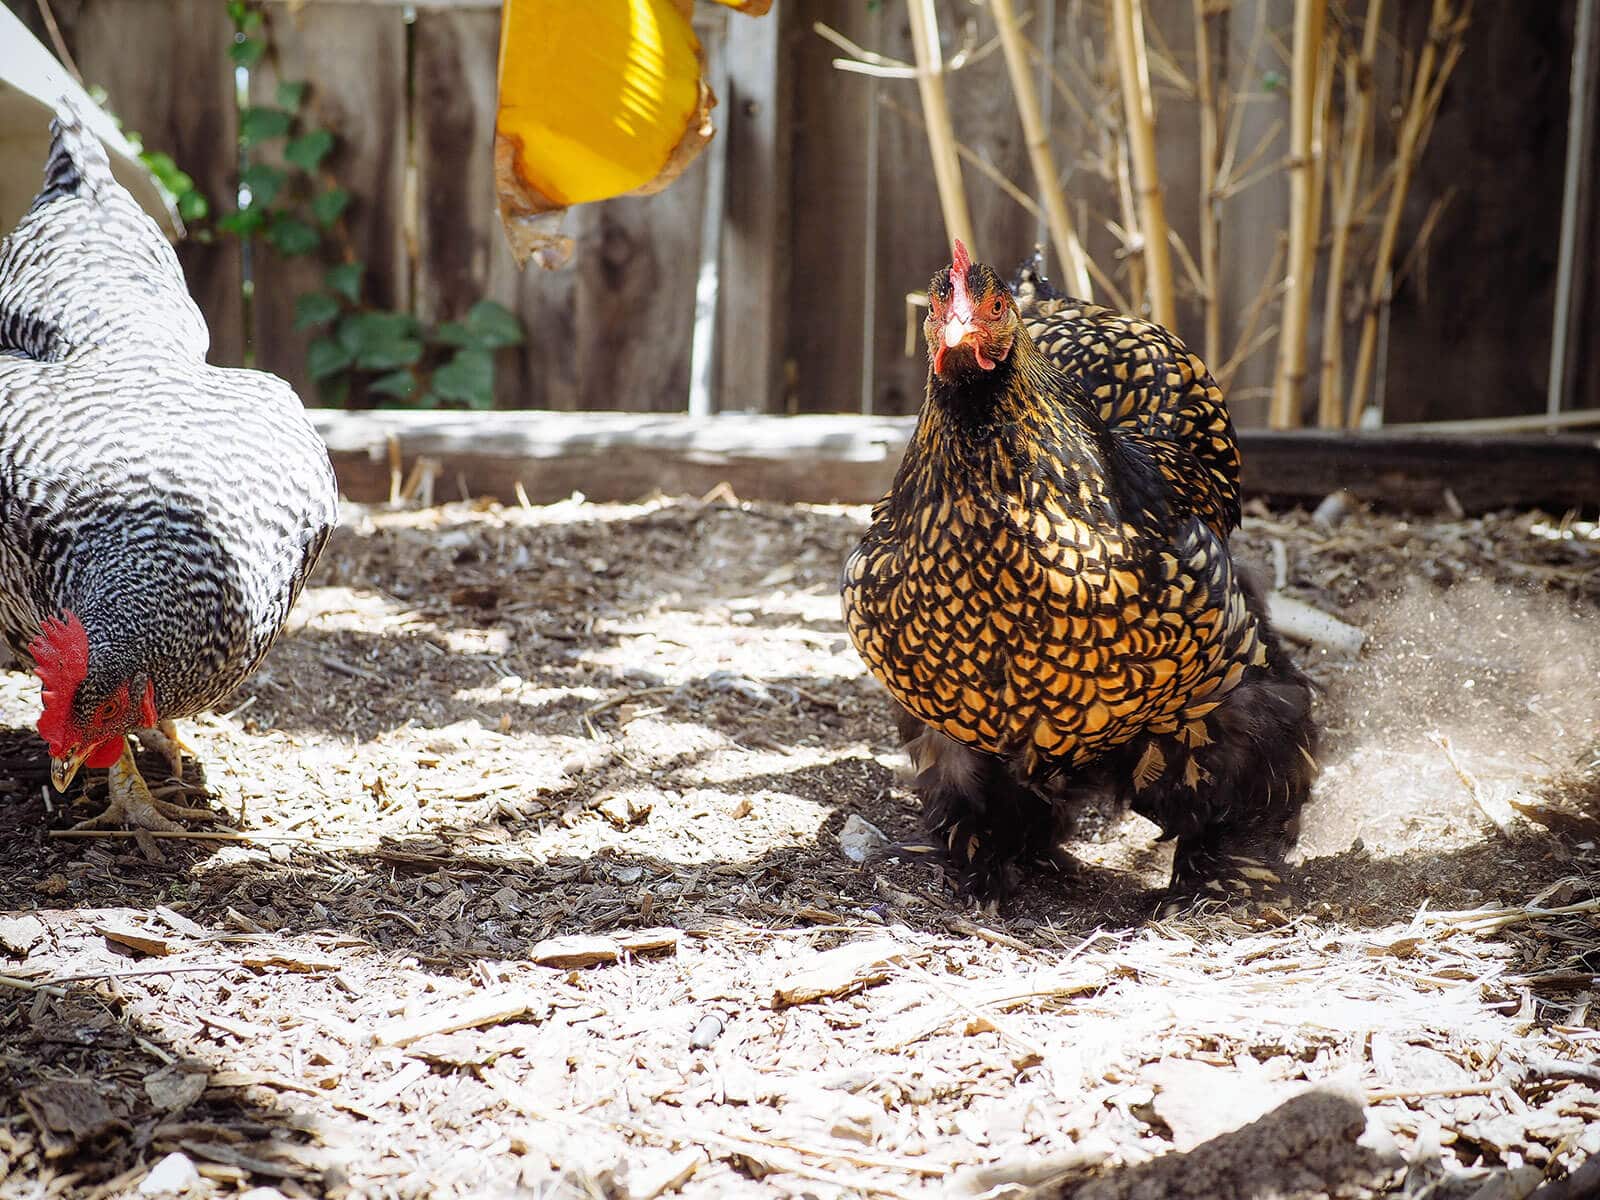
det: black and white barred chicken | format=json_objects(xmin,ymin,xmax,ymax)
[
  {"xmin": 843, "ymin": 241, "xmax": 1316, "ymax": 908},
  {"xmin": 0, "ymin": 107, "xmax": 338, "ymax": 830}
]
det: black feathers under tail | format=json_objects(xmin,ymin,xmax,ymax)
[
  {"xmin": 897, "ymin": 711, "xmax": 1063, "ymax": 900},
  {"xmin": 893, "ymin": 565, "xmax": 1318, "ymax": 910},
  {"xmin": 1119, "ymin": 566, "xmax": 1318, "ymax": 904}
]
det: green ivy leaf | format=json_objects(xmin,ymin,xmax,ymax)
[
  {"xmin": 325, "ymin": 262, "xmax": 363, "ymax": 302},
  {"xmin": 368, "ymin": 369, "xmax": 418, "ymax": 399},
  {"xmin": 293, "ymin": 292, "xmax": 342, "ymax": 330},
  {"xmin": 177, "ymin": 191, "xmax": 209, "ymax": 222},
  {"xmin": 228, "ymin": 37, "xmax": 265, "ymax": 67},
  {"xmin": 226, "ymin": 0, "xmax": 249, "ymax": 24},
  {"xmin": 276, "ymin": 80, "xmax": 307, "ymax": 111},
  {"xmin": 141, "ymin": 150, "xmax": 177, "ymax": 177},
  {"xmin": 268, "ymin": 215, "xmax": 320, "ymax": 256},
  {"xmin": 240, "ymin": 161, "xmax": 286, "ymax": 207},
  {"xmin": 311, "ymin": 187, "xmax": 350, "ymax": 227},
  {"xmin": 464, "ymin": 300, "xmax": 524, "ymax": 347},
  {"xmin": 238, "ymin": 106, "xmax": 292, "ymax": 147},
  {"xmin": 240, "ymin": 8, "xmax": 263, "ymax": 34},
  {"xmin": 435, "ymin": 301, "xmax": 525, "ymax": 350},
  {"xmin": 307, "ymin": 337, "xmax": 355, "ymax": 381},
  {"xmin": 337, "ymin": 311, "xmax": 424, "ymax": 371},
  {"xmin": 217, "ymin": 207, "xmax": 266, "ymax": 236},
  {"xmin": 430, "ymin": 348, "xmax": 495, "ymax": 408},
  {"xmin": 284, "ymin": 129, "xmax": 335, "ymax": 172}
]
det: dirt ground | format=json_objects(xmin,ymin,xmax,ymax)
[{"xmin": 1, "ymin": 493, "xmax": 1598, "ymax": 1200}]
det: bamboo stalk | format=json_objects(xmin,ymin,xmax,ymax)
[
  {"xmin": 906, "ymin": 0, "xmax": 975, "ymax": 250},
  {"xmin": 1108, "ymin": 0, "xmax": 1175, "ymax": 326},
  {"xmin": 1193, "ymin": 0, "xmax": 1222, "ymax": 365},
  {"xmin": 1347, "ymin": 0, "xmax": 1468, "ymax": 426},
  {"xmin": 992, "ymin": 0, "xmax": 1093, "ymax": 298},
  {"xmin": 1305, "ymin": 28, "xmax": 1336, "ymax": 413},
  {"xmin": 1270, "ymin": 0, "xmax": 1327, "ymax": 429},
  {"xmin": 1111, "ymin": 128, "xmax": 1145, "ymax": 306},
  {"xmin": 1319, "ymin": 0, "xmax": 1384, "ymax": 427}
]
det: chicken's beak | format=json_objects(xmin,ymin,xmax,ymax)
[
  {"xmin": 943, "ymin": 317, "xmax": 976, "ymax": 349},
  {"xmin": 50, "ymin": 747, "xmax": 92, "ymax": 792},
  {"xmin": 933, "ymin": 317, "xmax": 995, "ymax": 375}
]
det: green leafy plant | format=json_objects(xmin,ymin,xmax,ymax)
[{"xmin": 210, "ymin": 0, "xmax": 524, "ymax": 408}]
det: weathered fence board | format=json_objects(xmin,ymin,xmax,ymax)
[
  {"xmin": 715, "ymin": 4, "xmax": 789, "ymax": 414},
  {"xmin": 411, "ymin": 5, "xmax": 578, "ymax": 409},
  {"xmin": 5, "ymin": 0, "xmax": 1591, "ymax": 428},
  {"xmin": 249, "ymin": 1, "xmax": 410, "ymax": 397}
]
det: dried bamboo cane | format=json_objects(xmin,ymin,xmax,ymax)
[
  {"xmin": 992, "ymin": 0, "xmax": 1094, "ymax": 297},
  {"xmin": 1108, "ymin": 0, "xmax": 1175, "ymax": 326},
  {"xmin": 1111, "ymin": 129, "xmax": 1145, "ymax": 306},
  {"xmin": 1346, "ymin": 0, "xmax": 1466, "ymax": 426},
  {"xmin": 906, "ymin": 0, "xmax": 975, "ymax": 250},
  {"xmin": 1192, "ymin": 0, "xmax": 1222, "ymax": 366},
  {"xmin": 1319, "ymin": 0, "xmax": 1384, "ymax": 426},
  {"xmin": 1270, "ymin": 0, "xmax": 1327, "ymax": 429},
  {"xmin": 1305, "ymin": 28, "xmax": 1336, "ymax": 376}
]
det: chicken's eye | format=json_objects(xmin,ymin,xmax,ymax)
[
  {"xmin": 95, "ymin": 697, "xmax": 123, "ymax": 724},
  {"xmin": 991, "ymin": 297, "xmax": 1005, "ymax": 317}
]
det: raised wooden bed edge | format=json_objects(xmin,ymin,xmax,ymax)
[{"xmin": 310, "ymin": 409, "xmax": 1600, "ymax": 515}]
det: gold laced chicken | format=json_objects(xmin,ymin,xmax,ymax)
[{"xmin": 842, "ymin": 241, "xmax": 1316, "ymax": 905}]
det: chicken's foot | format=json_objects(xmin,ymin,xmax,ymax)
[{"xmin": 71, "ymin": 738, "xmax": 215, "ymax": 832}]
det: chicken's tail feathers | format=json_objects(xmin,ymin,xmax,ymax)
[
  {"xmin": 32, "ymin": 102, "xmax": 117, "ymax": 213},
  {"xmin": 0, "ymin": 102, "xmax": 208, "ymax": 364}
]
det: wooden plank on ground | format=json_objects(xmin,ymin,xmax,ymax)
[
  {"xmin": 411, "ymin": 5, "xmax": 576, "ymax": 409},
  {"xmin": 307, "ymin": 409, "xmax": 1600, "ymax": 514},
  {"xmin": 250, "ymin": 1, "xmax": 409, "ymax": 397},
  {"xmin": 313, "ymin": 409, "xmax": 914, "ymax": 505},
  {"xmin": 61, "ymin": 0, "xmax": 244, "ymax": 365}
]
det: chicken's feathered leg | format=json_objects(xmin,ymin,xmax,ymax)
[
  {"xmin": 134, "ymin": 719, "xmax": 193, "ymax": 780},
  {"xmin": 70, "ymin": 738, "xmax": 215, "ymax": 832}
]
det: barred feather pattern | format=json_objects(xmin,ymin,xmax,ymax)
[
  {"xmin": 0, "ymin": 107, "xmax": 337, "ymax": 724},
  {"xmin": 844, "ymin": 254, "xmax": 1315, "ymax": 901}
]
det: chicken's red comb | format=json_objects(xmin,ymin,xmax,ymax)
[
  {"xmin": 29, "ymin": 611, "xmax": 89, "ymax": 754},
  {"xmin": 950, "ymin": 238, "xmax": 975, "ymax": 318}
]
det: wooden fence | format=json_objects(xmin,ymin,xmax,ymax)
[{"xmin": 8, "ymin": 0, "xmax": 1595, "ymax": 426}]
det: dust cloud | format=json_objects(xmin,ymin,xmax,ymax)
[{"xmin": 1297, "ymin": 579, "xmax": 1600, "ymax": 860}]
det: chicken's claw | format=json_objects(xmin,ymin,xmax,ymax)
[
  {"xmin": 70, "ymin": 739, "xmax": 215, "ymax": 832},
  {"xmin": 1157, "ymin": 852, "xmax": 1294, "ymax": 920}
]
